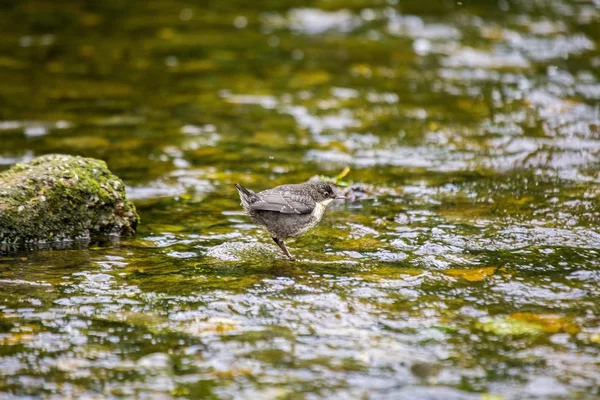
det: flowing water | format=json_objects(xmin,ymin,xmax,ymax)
[{"xmin": 1, "ymin": 0, "xmax": 600, "ymax": 398}]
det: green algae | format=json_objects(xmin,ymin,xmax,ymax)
[{"xmin": 0, "ymin": 154, "xmax": 138, "ymax": 243}]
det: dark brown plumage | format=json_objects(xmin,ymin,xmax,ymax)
[{"xmin": 235, "ymin": 181, "xmax": 344, "ymax": 260}]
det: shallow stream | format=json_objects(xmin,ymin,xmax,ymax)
[{"xmin": 1, "ymin": 0, "xmax": 599, "ymax": 398}]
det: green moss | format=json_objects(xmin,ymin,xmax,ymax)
[{"xmin": 0, "ymin": 154, "xmax": 139, "ymax": 243}]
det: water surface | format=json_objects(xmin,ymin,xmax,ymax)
[{"xmin": 1, "ymin": 0, "xmax": 599, "ymax": 398}]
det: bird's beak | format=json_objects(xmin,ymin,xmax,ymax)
[{"xmin": 335, "ymin": 195, "xmax": 347, "ymax": 200}]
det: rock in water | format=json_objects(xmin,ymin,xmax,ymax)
[{"xmin": 0, "ymin": 154, "xmax": 139, "ymax": 243}]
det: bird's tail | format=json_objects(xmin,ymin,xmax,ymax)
[
  {"xmin": 234, "ymin": 183, "xmax": 257, "ymax": 209},
  {"xmin": 234, "ymin": 183, "xmax": 253, "ymax": 197}
]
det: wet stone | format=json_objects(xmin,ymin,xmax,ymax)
[
  {"xmin": 206, "ymin": 241, "xmax": 280, "ymax": 261},
  {"xmin": 0, "ymin": 154, "xmax": 138, "ymax": 244}
]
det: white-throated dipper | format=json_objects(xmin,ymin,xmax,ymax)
[{"xmin": 234, "ymin": 181, "xmax": 345, "ymax": 260}]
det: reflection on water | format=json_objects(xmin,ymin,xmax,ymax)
[{"xmin": 1, "ymin": 0, "xmax": 599, "ymax": 398}]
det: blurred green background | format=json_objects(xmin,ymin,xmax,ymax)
[{"xmin": 1, "ymin": 0, "xmax": 599, "ymax": 399}]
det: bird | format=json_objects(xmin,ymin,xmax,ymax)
[{"xmin": 234, "ymin": 180, "xmax": 345, "ymax": 260}]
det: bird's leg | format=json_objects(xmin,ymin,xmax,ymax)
[{"xmin": 272, "ymin": 237, "xmax": 294, "ymax": 260}]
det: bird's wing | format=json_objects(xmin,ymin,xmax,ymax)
[{"xmin": 249, "ymin": 190, "xmax": 315, "ymax": 214}]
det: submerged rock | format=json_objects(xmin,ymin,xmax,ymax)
[
  {"xmin": 206, "ymin": 241, "xmax": 279, "ymax": 261},
  {"xmin": 0, "ymin": 154, "xmax": 138, "ymax": 243}
]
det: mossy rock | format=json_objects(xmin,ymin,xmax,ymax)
[{"xmin": 0, "ymin": 154, "xmax": 139, "ymax": 243}]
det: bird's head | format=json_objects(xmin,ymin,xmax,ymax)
[{"xmin": 310, "ymin": 181, "xmax": 346, "ymax": 204}]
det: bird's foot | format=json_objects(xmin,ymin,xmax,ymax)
[{"xmin": 273, "ymin": 237, "xmax": 295, "ymax": 261}]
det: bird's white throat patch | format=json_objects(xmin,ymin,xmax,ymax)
[{"xmin": 312, "ymin": 198, "xmax": 333, "ymax": 218}]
